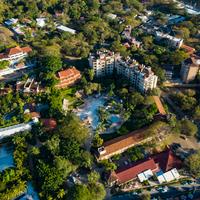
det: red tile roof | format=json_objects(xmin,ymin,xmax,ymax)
[
  {"xmin": 7, "ymin": 46, "xmax": 32, "ymax": 56},
  {"xmin": 109, "ymin": 148, "xmax": 182, "ymax": 184},
  {"xmin": 181, "ymin": 44, "xmax": 196, "ymax": 55},
  {"xmin": 56, "ymin": 67, "xmax": 81, "ymax": 89},
  {"xmin": 41, "ymin": 118, "xmax": 57, "ymax": 130},
  {"xmin": 7, "ymin": 46, "xmax": 22, "ymax": 56},
  {"xmin": 21, "ymin": 46, "xmax": 32, "ymax": 53},
  {"xmin": 58, "ymin": 67, "xmax": 80, "ymax": 80},
  {"xmin": 113, "ymin": 158, "xmax": 158, "ymax": 184},
  {"xmin": 152, "ymin": 148, "xmax": 182, "ymax": 172},
  {"xmin": 29, "ymin": 112, "xmax": 41, "ymax": 119}
]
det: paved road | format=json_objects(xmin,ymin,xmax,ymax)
[
  {"xmin": 110, "ymin": 183, "xmax": 200, "ymax": 200},
  {"xmin": 161, "ymin": 92, "xmax": 185, "ymax": 119}
]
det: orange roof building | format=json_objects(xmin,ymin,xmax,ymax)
[
  {"xmin": 41, "ymin": 118, "xmax": 57, "ymax": 131},
  {"xmin": 55, "ymin": 67, "xmax": 81, "ymax": 89},
  {"xmin": 108, "ymin": 149, "xmax": 182, "ymax": 185},
  {"xmin": 0, "ymin": 46, "xmax": 32, "ymax": 62},
  {"xmin": 181, "ymin": 44, "xmax": 196, "ymax": 55},
  {"xmin": 98, "ymin": 127, "xmax": 152, "ymax": 161},
  {"xmin": 110, "ymin": 158, "xmax": 158, "ymax": 185}
]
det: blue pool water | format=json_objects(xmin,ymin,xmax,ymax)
[
  {"xmin": 109, "ymin": 114, "xmax": 121, "ymax": 124},
  {"xmin": 76, "ymin": 96, "xmax": 106, "ymax": 129},
  {"xmin": 20, "ymin": 182, "xmax": 40, "ymax": 200},
  {"xmin": 0, "ymin": 143, "xmax": 39, "ymax": 200},
  {"xmin": 0, "ymin": 143, "xmax": 14, "ymax": 171}
]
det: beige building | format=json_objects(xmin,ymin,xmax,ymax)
[
  {"xmin": 88, "ymin": 49, "xmax": 117, "ymax": 77},
  {"xmin": 89, "ymin": 49, "xmax": 158, "ymax": 93},
  {"xmin": 97, "ymin": 127, "xmax": 152, "ymax": 161},
  {"xmin": 180, "ymin": 55, "xmax": 200, "ymax": 83},
  {"xmin": 116, "ymin": 58, "xmax": 158, "ymax": 93}
]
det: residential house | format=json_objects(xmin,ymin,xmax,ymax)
[
  {"xmin": 57, "ymin": 25, "xmax": 76, "ymax": 34},
  {"xmin": 108, "ymin": 148, "xmax": 182, "ymax": 185},
  {"xmin": 41, "ymin": 118, "xmax": 57, "ymax": 131},
  {"xmin": 4, "ymin": 18, "xmax": 18, "ymax": 26},
  {"xmin": 155, "ymin": 31, "xmax": 183, "ymax": 49},
  {"xmin": 0, "ymin": 46, "xmax": 32, "ymax": 62},
  {"xmin": 167, "ymin": 15, "xmax": 185, "ymax": 25},
  {"xmin": 97, "ymin": 127, "xmax": 152, "ymax": 161},
  {"xmin": 36, "ymin": 18, "xmax": 46, "ymax": 27},
  {"xmin": 55, "ymin": 67, "xmax": 81, "ymax": 89},
  {"xmin": 122, "ymin": 26, "xmax": 142, "ymax": 49},
  {"xmin": 181, "ymin": 44, "xmax": 196, "ymax": 55},
  {"xmin": 180, "ymin": 54, "xmax": 200, "ymax": 83},
  {"xmin": 16, "ymin": 78, "xmax": 40, "ymax": 94}
]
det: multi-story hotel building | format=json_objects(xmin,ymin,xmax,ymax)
[
  {"xmin": 88, "ymin": 49, "xmax": 118, "ymax": 77},
  {"xmin": 116, "ymin": 58, "xmax": 158, "ymax": 93},
  {"xmin": 55, "ymin": 66, "xmax": 81, "ymax": 89},
  {"xmin": 180, "ymin": 54, "xmax": 200, "ymax": 83},
  {"xmin": 89, "ymin": 49, "xmax": 158, "ymax": 93}
]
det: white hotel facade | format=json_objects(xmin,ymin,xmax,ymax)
[{"xmin": 89, "ymin": 49, "xmax": 158, "ymax": 93}]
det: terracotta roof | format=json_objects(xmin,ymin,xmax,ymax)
[
  {"xmin": 7, "ymin": 46, "xmax": 32, "ymax": 56},
  {"xmin": 152, "ymin": 96, "xmax": 166, "ymax": 115},
  {"xmin": 114, "ymin": 158, "xmax": 158, "ymax": 184},
  {"xmin": 28, "ymin": 112, "xmax": 41, "ymax": 119},
  {"xmin": 56, "ymin": 67, "xmax": 81, "ymax": 88},
  {"xmin": 109, "ymin": 149, "xmax": 182, "ymax": 184},
  {"xmin": 41, "ymin": 118, "xmax": 57, "ymax": 130},
  {"xmin": 58, "ymin": 67, "xmax": 80, "ymax": 80},
  {"xmin": 7, "ymin": 46, "xmax": 22, "ymax": 56},
  {"xmin": 152, "ymin": 148, "xmax": 182, "ymax": 172},
  {"xmin": 21, "ymin": 46, "xmax": 32, "ymax": 53},
  {"xmin": 99, "ymin": 128, "xmax": 147, "ymax": 160},
  {"xmin": 181, "ymin": 44, "xmax": 196, "ymax": 54}
]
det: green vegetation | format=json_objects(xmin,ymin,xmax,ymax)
[
  {"xmin": 118, "ymin": 93, "xmax": 158, "ymax": 134},
  {"xmin": 27, "ymin": 113, "xmax": 102, "ymax": 199},
  {"xmin": 170, "ymin": 89, "xmax": 197, "ymax": 112},
  {"xmin": 0, "ymin": 135, "xmax": 30, "ymax": 200},
  {"xmin": 126, "ymin": 146, "xmax": 144, "ymax": 162},
  {"xmin": 179, "ymin": 119, "xmax": 198, "ymax": 137},
  {"xmin": 0, "ymin": 60, "xmax": 9, "ymax": 70},
  {"xmin": 0, "ymin": 0, "xmax": 199, "ymax": 199},
  {"xmin": 185, "ymin": 151, "xmax": 200, "ymax": 177},
  {"xmin": 0, "ymin": 93, "xmax": 31, "ymax": 128}
]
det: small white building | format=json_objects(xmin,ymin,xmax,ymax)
[
  {"xmin": 107, "ymin": 13, "xmax": 117, "ymax": 20},
  {"xmin": 138, "ymin": 169, "xmax": 154, "ymax": 182},
  {"xmin": 4, "ymin": 18, "xmax": 18, "ymax": 26},
  {"xmin": 36, "ymin": 18, "xmax": 46, "ymax": 27},
  {"xmin": 157, "ymin": 168, "xmax": 180, "ymax": 184},
  {"xmin": 12, "ymin": 25, "xmax": 25, "ymax": 35},
  {"xmin": 57, "ymin": 25, "xmax": 76, "ymax": 34}
]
